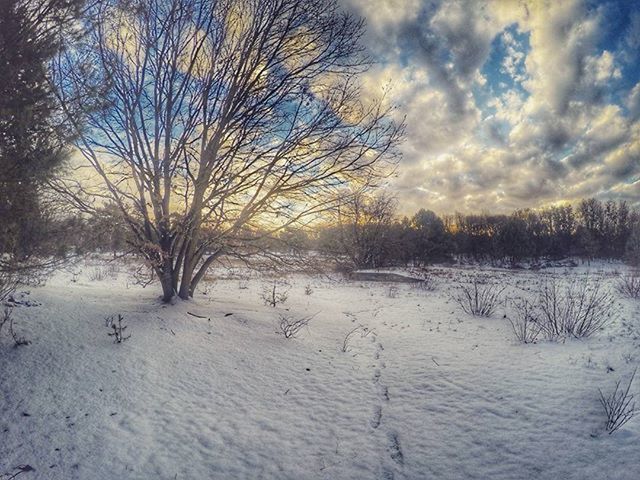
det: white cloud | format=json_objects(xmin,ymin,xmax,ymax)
[
  {"xmin": 628, "ymin": 82, "xmax": 640, "ymax": 120},
  {"xmin": 345, "ymin": 0, "xmax": 640, "ymax": 214}
]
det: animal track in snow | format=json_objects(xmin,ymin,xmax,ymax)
[
  {"xmin": 368, "ymin": 339, "xmax": 405, "ymax": 477},
  {"xmin": 370, "ymin": 405, "xmax": 382, "ymax": 429},
  {"xmin": 387, "ymin": 431, "xmax": 404, "ymax": 466}
]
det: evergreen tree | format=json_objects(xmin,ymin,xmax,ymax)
[{"xmin": 0, "ymin": 0, "xmax": 82, "ymax": 274}]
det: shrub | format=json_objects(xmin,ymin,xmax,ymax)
[
  {"xmin": 538, "ymin": 277, "xmax": 617, "ymax": 340},
  {"xmin": 129, "ymin": 263, "xmax": 155, "ymax": 288},
  {"xmin": 105, "ymin": 262, "xmax": 120, "ymax": 279},
  {"xmin": 0, "ymin": 307, "xmax": 30, "ymax": 347},
  {"xmin": 0, "ymin": 271, "xmax": 18, "ymax": 303},
  {"xmin": 1, "ymin": 465, "xmax": 35, "ymax": 478},
  {"xmin": 415, "ymin": 275, "xmax": 437, "ymax": 292},
  {"xmin": 341, "ymin": 324, "xmax": 375, "ymax": 352},
  {"xmin": 453, "ymin": 277, "xmax": 504, "ymax": 317},
  {"xmin": 507, "ymin": 299, "xmax": 542, "ymax": 344},
  {"xmin": 105, "ymin": 314, "xmax": 131, "ymax": 343},
  {"xmin": 261, "ymin": 281, "xmax": 289, "ymax": 307},
  {"xmin": 277, "ymin": 313, "xmax": 315, "ymax": 338},
  {"xmin": 88, "ymin": 267, "xmax": 107, "ymax": 281},
  {"xmin": 616, "ymin": 272, "xmax": 640, "ymax": 299},
  {"xmin": 599, "ymin": 368, "xmax": 636, "ymax": 434}
]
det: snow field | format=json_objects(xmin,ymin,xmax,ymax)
[{"xmin": 1, "ymin": 262, "xmax": 639, "ymax": 479}]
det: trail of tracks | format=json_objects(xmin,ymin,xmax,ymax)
[{"xmin": 369, "ymin": 336, "xmax": 405, "ymax": 480}]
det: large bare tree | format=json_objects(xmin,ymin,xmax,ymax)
[{"xmin": 56, "ymin": 0, "xmax": 403, "ymax": 301}]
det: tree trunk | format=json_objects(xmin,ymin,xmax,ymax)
[
  {"xmin": 177, "ymin": 200, "xmax": 204, "ymax": 299},
  {"xmin": 178, "ymin": 254, "xmax": 195, "ymax": 300},
  {"xmin": 160, "ymin": 272, "xmax": 174, "ymax": 303},
  {"xmin": 159, "ymin": 254, "xmax": 176, "ymax": 303},
  {"xmin": 187, "ymin": 249, "xmax": 222, "ymax": 298}
]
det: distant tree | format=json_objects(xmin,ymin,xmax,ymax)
[
  {"xmin": 84, "ymin": 204, "xmax": 130, "ymax": 257},
  {"xmin": 574, "ymin": 198, "xmax": 634, "ymax": 260},
  {"xmin": 539, "ymin": 205, "xmax": 575, "ymax": 258},
  {"xmin": 330, "ymin": 191, "xmax": 397, "ymax": 269},
  {"xmin": 495, "ymin": 215, "xmax": 532, "ymax": 265},
  {"xmin": 57, "ymin": 0, "xmax": 403, "ymax": 301},
  {"xmin": 512, "ymin": 209, "xmax": 545, "ymax": 258},
  {"xmin": 575, "ymin": 226, "xmax": 599, "ymax": 262},
  {"xmin": 275, "ymin": 227, "xmax": 311, "ymax": 255},
  {"xmin": 610, "ymin": 201, "xmax": 632, "ymax": 259},
  {"xmin": 408, "ymin": 209, "xmax": 448, "ymax": 265},
  {"xmin": 625, "ymin": 223, "xmax": 640, "ymax": 267},
  {"xmin": 453, "ymin": 213, "xmax": 504, "ymax": 261}
]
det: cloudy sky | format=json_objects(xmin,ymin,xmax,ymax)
[{"xmin": 343, "ymin": 0, "xmax": 640, "ymax": 214}]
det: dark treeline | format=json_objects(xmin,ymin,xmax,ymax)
[
  {"xmin": 64, "ymin": 196, "xmax": 640, "ymax": 270},
  {"xmin": 315, "ymin": 196, "xmax": 640, "ymax": 269}
]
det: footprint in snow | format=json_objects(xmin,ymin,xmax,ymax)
[
  {"xmin": 379, "ymin": 385, "xmax": 389, "ymax": 401},
  {"xmin": 381, "ymin": 466, "xmax": 395, "ymax": 480},
  {"xmin": 370, "ymin": 405, "xmax": 382, "ymax": 429},
  {"xmin": 387, "ymin": 432, "xmax": 404, "ymax": 466}
]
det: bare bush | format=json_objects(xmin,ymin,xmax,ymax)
[
  {"xmin": 0, "ymin": 271, "xmax": 18, "ymax": 304},
  {"xmin": 88, "ymin": 267, "xmax": 107, "ymax": 282},
  {"xmin": 198, "ymin": 281, "xmax": 214, "ymax": 297},
  {"xmin": 341, "ymin": 325, "xmax": 376, "ymax": 352},
  {"xmin": 0, "ymin": 308, "xmax": 31, "ymax": 347},
  {"xmin": 538, "ymin": 277, "xmax": 617, "ymax": 340},
  {"xmin": 105, "ymin": 262, "xmax": 120, "ymax": 279},
  {"xmin": 453, "ymin": 277, "xmax": 505, "ymax": 317},
  {"xmin": 616, "ymin": 272, "xmax": 640, "ymax": 299},
  {"xmin": 261, "ymin": 282, "xmax": 289, "ymax": 307},
  {"xmin": 304, "ymin": 284, "xmax": 313, "ymax": 296},
  {"xmin": 621, "ymin": 318, "xmax": 640, "ymax": 343},
  {"xmin": 507, "ymin": 299, "xmax": 543, "ymax": 344},
  {"xmin": 599, "ymin": 368, "xmax": 636, "ymax": 434},
  {"xmin": 414, "ymin": 275, "xmax": 437, "ymax": 292},
  {"xmin": 105, "ymin": 314, "xmax": 131, "ymax": 344},
  {"xmin": 129, "ymin": 263, "xmax": 155, "ymax": 288},
  {"xmin": 0, "ymin": 464, "xmax": 35, "ymax": 479},
  {"xmin": 277, "ymin": 313, "xmax": 316, "ymax": 339},
  {"xmin": 386, "ymin": 285, "xmax": 399, "ymax": 298}
]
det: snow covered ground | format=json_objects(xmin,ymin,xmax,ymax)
[{"xmin": 1, "ymin": 260, "xmax": 639, "ymax": 479}]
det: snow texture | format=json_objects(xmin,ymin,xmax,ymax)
[{"xmin": 1, "ymin": 261, "xmax": 639, "ymax": 479}]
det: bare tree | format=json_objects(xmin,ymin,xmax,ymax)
[
  {"xmin": 328, "ymin": 190, "xmax": 398, "ymax": 269},
  {"xmin": 55, "ymin": 0, "xmax": 403, "ymax": 301}
]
